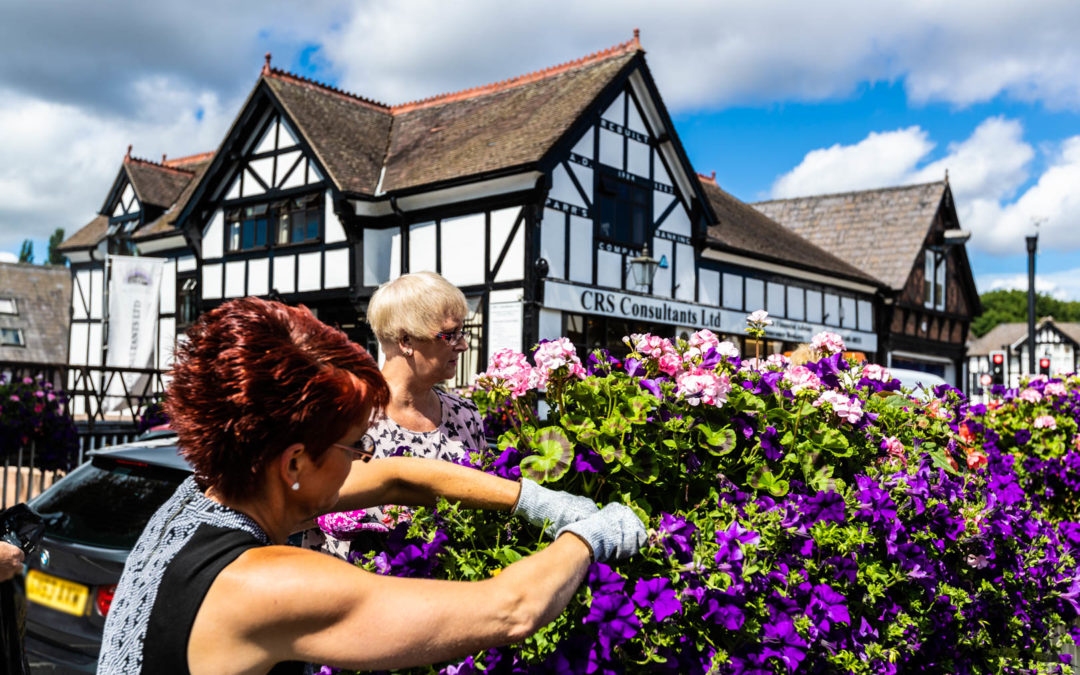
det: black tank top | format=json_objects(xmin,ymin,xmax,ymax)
[{"xmin": 99, "ymin": 477, "xmax": 304, "ymax": 674}]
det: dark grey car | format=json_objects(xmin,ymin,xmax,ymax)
[{"xmin": 22, "ymin": 434, "xmax": 190, "ymax": 673}]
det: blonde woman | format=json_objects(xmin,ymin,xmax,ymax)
[{"xmin": 307, "ymin": 272, "xmax": 488, "ymax": 553}]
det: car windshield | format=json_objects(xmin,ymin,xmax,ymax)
[{"xmin": 31, "ymin": 454, "xmax": 188, "ymax": 549}]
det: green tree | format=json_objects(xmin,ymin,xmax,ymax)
[
  {"xmin": 17, "ymin": 239, "xmax": 33, "ymax": 264},
  {"xmin": 972, "ymin": 289, "xmax": 1080, "ymax": 337},
  {"xmin": 46, "ymin": 227, "xmax": 66, "ymax": 265}
]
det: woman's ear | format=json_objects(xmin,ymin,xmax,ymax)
[
  {"xmin": 277, "ymin": 442, "xmax": 306, "ymax": 489},
  {"xmin": 398, "ymin": 335, "xmax": 413, "ymax": 357}
]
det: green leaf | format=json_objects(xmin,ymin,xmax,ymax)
[
  {"xmin": 621, "ymin": 448, "xmax": 660, "ymax": 484},
  {"xmin": 928, "ymin": 447, "xmax": 959, "ymax": 475},
  {"xmin": 562, "ymin": 413, "xmax": 599, "ymax": 442},
  {"xmin": 698, "ymin": 424, "xmax": 737, "ymax": 456},
  {"xmin": 597, "ymin": 441, "xmax": 625, "ymax": 464},
  {"xmin": 884, "ymin": 395, "xmax": 911, "ymax": 409},
  {"xmin": 518, "ymin": 426, "xmax": 575, "ymax": 483},
  {"xmin": 600, "ymin": 414, "xmax": 631, "ymax": 436},
  {"xmin": 748, "ymin": 465, "xmax": 789, "ymax": 496}
]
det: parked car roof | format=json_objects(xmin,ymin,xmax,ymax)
[
  {"xmin": 89, "ymin": 434, "xmax": 190, "ymax": 473},
  {"xmin": 889, "ymin": 367, "xmax": 948, "ymax": 401}
]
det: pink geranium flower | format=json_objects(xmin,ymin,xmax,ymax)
[
  {"xmin": 479, "ymin": 348, "xmax": 537, "ymax": 399},
  {"xmin": 1018, "ymin": 388, "xmax": 1043, "ymax": 404},
  {"xmin": 783, "ymin": 365, "xmax": 822, "ymax": 395},
  {"xmin": 1034, "ymin": 415, "xmax": 1057, "ymax": 430},
  {"xmin": 746, "ymin": 309, "xmax": 772, "ymax": 327},
  {"xmin": 1045, "ymin": 382, "xmax": 1067, "ymax": 397},
  {"xmin": 813, "ymin": 390, "xmax": 863, "ymax": 424},
  {"xmin": 532, "ymin": 338, "xmax": 586, "ymax": 386},
  {"xmin": 862, "ymin": 363, "xmax": 891, "ymax": 382},
  {"xmin": 675, "ymin": 368, "xmax": 732, "ymax": 407},
  {"xmin": 812, "ymin": 331, "xmax": 846, "ymax": 356}
]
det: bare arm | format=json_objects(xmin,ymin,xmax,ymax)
[
  {"xmin": 189, "ymin": 533, "xmax": 591, "ymax": 674},
  {"xmin": 331, "ymin": 456, "xmax": 521, "ymax": 513}
]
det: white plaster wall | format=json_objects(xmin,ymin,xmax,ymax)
[
  {"xmin": 568, "ymin": 215, "xmax": 593, "ymax": 284},
  {"xmin": 324, "ymin": 248, "xmax": 349, "ymax": 289},
  {"xmin": 297, "ymin": 251, "xmax": 321, "ymax": 292},
  {"xmin": 540, "ymin": 209, "xmax": 566, "ymax": 280},
  {"xmin": 274, "ymin": 255, "xmax": 295, "ymax": 294},
  {"xmin": 224, "ymin": 261, "xmax": 246, "ymax": 298},
  {"xmin": 441, "ymin": 213, "xmax": 486, "ymax": 287},
  {"xmin": 203, "ymin": 263, "xmax": 222, "ymax": 299},
  {"xmin": 409, "ymin": 221, "xmax": 437, "ymax": 273},
  {"xmin": 248, "ymin": 258, "xmax": 270, "ymax": 296}
]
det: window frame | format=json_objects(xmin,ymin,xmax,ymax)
[
  {"xmin": 0, "ymin": 327, "xmax": 25, "ymax": 347},
  {"xmin": 594, "ymin": 170, "xmax": 651, "ymax": 248},
  {"xmin": 0, "ymin": 298, "xmax": 16, "ymax": 315},
  {"xmin": 224, "ymin": 192, "xmax": 323, "ymax": 254}
]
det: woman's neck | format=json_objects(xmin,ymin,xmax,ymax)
[{"xmin": 205, "ymin": 487, "xmax": 292, "ymax": 545}]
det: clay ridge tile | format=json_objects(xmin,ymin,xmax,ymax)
[{"xmin": 390, "ymin": 31, "xmax": 643, "ymax": 114}]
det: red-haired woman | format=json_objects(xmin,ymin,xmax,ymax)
[{"xmin": 97, "ymin": 297, "xmax": 644, "ymax": 675}]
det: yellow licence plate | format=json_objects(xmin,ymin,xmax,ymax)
[{"xmin": 26, "ymin": 569, "xmax": 89, "ymax": 616}]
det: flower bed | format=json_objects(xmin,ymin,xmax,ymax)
[
  {"xmin": 0, "ymin": 374, "xmax": 77, "ymax": 469},
  {"xmin": 342, "ymin": 314, "xmax": 1080, "ymax": 674}
]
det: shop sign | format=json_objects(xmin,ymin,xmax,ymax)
[{"xmin": 543, "ymin": 280, "xmax": 877, "ymax": 351}]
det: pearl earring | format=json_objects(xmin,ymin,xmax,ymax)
[
  {"xmin": 404, "ymin": 349, "xmax": 413, "ymax": 356},
  {"xmin": 291, "ymin": 481, "xmax": 300, "ymax": 491}
]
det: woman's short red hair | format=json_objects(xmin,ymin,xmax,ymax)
[{"xmin": 165, "ymin": 297, "xmax": 389, "ymax": 500}]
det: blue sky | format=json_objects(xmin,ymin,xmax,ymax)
[{"xmin": 2, "ymin": 2, "xmax": 1079, "ymax": 299}]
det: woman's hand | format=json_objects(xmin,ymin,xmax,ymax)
[
  {"xmin": 555, "ymin": 503, "xmax": 647, "ymax": 562},
  {"xmin": 512, "ymin": 478, "xmax": 599, "ymax": 537},
  {"xmin": 0, "ymin": 542, "xmax": 24, "ymax": 582}
]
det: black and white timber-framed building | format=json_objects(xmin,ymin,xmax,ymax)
[{"xmin": 59, "ymin": 33, "xmax": 980, "ymax": 392}]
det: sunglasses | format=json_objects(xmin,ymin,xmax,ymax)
[
  {"xmin": 331, "ymin": 434, "xmax": 375, "ymax": 462},
  {"xmin": 433, "ymin": 329, "xmax": 471, "ymax": 344}
]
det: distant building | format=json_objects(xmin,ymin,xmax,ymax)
[
  {"xmin": 0, "ymin": 262, "xmax": 72, "ymax": 365},
  {"xmin": 967, "ymin": 318, "xmax": 1080, "ymax": 389},
  {"xmin": 58, "ymin": 34, "xmax": 889, "ymax": 392},
  {"xmin": 755, "ymin": 181, "xmax": 981, "ymax": 388}
]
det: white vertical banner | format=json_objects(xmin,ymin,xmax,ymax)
[{"xmin": 106, "ymin": 255, "xmax": 164, "ymax": 412}]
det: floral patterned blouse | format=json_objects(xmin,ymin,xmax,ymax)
[{"xmin": 302, "ymin": 389, "xmax": 485, "ymax": 556}]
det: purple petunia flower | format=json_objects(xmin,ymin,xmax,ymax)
[
  {"xmin": 587, "ymin": 562, "xmax": 626, "ymax": 595},
  {"xmin": 658, "ymin": 512, "xmax": 698, "ymax": 563},
  {"xmin": 491, "ymin": 445, "xmax": 523, "ymax": 480},
  {"xmin": 703, "ymin": 594, "xmax": 744, "ymax": 630},
  {"xmin": 807, "ymin": 583, "xmax": 850, "ymax": 632},
  {"xmin": 761, "ymin": 614, "xmax": 808, "ymax": 669},
  {"xmin": 584, "ymin": 592, "xmax": 641, "ymax": 655},
  {"xmin": 631, "ymin": 577, "xmax": 682, "ymax": 622},
  {"xmin": 802, "ymin": 490, "xmax": 846, "ymax": 525},
  {"xmin": 638, "ymin": 378, "xmax": 662, "ymax": 398},
  {"xmin": 715, "ymin": 522, "xmax": 760, "ymax": 569}
]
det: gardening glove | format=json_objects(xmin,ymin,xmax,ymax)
[
  {"xmin": 556, "ymin": 503, "xmax": 647, "ymax": 563},
  {"xmin": 512, "ymin": 477, "xmax": 599, "ymax": 538}
]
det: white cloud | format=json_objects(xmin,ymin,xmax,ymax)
[
  {"xmin": 770, "ymin": 127, "xmax": 936, "ymax": 198},
  {"xmin": 0, "ymin": 252, "xmax": 16, "ymax": 264},
  {"xmin": 0, "ymin": 82, "xmax": 237, "ymax": 252},
  {"xmin": 766, "ymin": 117, "xmax": 1080, "ymax": 257},
  {"xmin": 978, "ymin": 268, "xmax": 1080, "ymax": 302},
  {"xmin": 319, "ymin": 1, "xmax": 1080, "ymax": 110}
]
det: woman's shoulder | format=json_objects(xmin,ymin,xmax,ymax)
[{"xmin": 435, "ymin": 387, "xmax": 479, "ymax": 413}]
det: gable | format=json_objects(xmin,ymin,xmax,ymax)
[
  {"xmin": 538, "ymin": 70, "xmax": 705, "ymax": 302},
  {"xmin": 220, "ymin": 112, "xmax": 325, "ymax": 201},
  {"xmin": 110, "ymin": 179, "xmax": 140, "ymax": 220}
]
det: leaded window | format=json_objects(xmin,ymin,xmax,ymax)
[
  {"xmin": 596, "ymin": 174, "xmax": 649, "ymax": 246},
  {"xmin": 225, "ymin": 193, "xmax": 322, "ymax": 252}
]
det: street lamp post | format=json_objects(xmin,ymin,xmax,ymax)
[{"xmin": 1026, "ymin": 234, "xmax": 1038, "ymax": 376}]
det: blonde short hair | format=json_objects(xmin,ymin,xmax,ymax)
[{"xmin": 367, "ymin": 271, "xmax": 469, "ymax": 344}]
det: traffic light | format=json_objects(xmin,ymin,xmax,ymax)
[
  {"xmin": 1039, "ymin": 357, "xmax": 1051, "ymax": 376},
  {"xmin": 990, "ymin": 351, "xmax": 1005, "ymax": 386}
]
